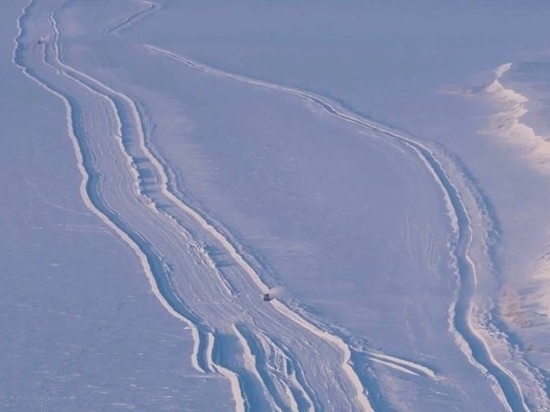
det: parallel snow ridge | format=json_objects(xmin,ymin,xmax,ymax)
[
  {"xmin": 143, "ymin": 44, "xmax": 533, "ymax": 411},
  {"xmin": 483, "ymin": 65, "xmax": 550, "ymax": 407},
  {"xmin": 14, "ymin": 1, "xmax": 380, "ymax": 410},
  {"xmin": 14, "ymin": 0, "xmax": 544, "ymax": 409},
  {"xmin": 13, "ymin": 0, "xmax": 238, "ymax": 406},
  {"xmin": 13, "ymin": 1, "xmax": 215, "ymax": 382},
  {"xmin": 106, "ymin": 0, "xmax": 157, "ymax": 34},
  {"xmin": 366, "ymin": 352, "xmax": 437, "ymax": 379},
  {"xmin": 483, "ymin": 62, "xmax": 550, "ymax": 175},
  {"xmin": 13, "ymin": 0, "xmax": 200, "ymax": 339},
  {"xmin": 439, "ymin": 151, "xmax": 550, "ymax": 411},
  {"xmin": 59, "ymin": 39, "xmax": 373, "ymax": 411}
]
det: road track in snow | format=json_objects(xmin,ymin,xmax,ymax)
[
  {"xmin": 13, "ymin": 0, "xmax": 550, "ymax": 410},
  {"xmin": 142, "ymin": 45, "xmax": 541, "ymax": 412},
  {"xmin": 14, "ymin": 1, "xmax": 379, "ymax": 410}
]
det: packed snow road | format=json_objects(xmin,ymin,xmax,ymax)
[
  {"xmin": 12, "ymin": 0, "xmax": 550, "ymax": 410},
  {"xmin": 15, "ymin": 1, "xmax": 374, "ymax": 410}
]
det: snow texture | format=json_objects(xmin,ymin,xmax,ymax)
[{"xmin": 3, "ymin": 0, "xmax": 550, "ymax": 411}]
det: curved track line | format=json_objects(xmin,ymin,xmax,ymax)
[
  {"xmin": 208, "ymin": 332, "xmax": 246, "ymax": 412},
  {"xmin": 249, "ymin": 328, "xmax": 315, "ymax": 411},
  {"xmin": 48, "ymin": 5, "xmax": 379, "ymax": 409},
  {"xmin": 232, "ymin": 325, "xmax": 285, "ymax": 412},
  {"xmin": 366, "ymin": 352, "xmax": 437, "ymax": 379},
  {"xmin": 143, "ymin": 44, "xmax": 530, "ymax": 411},
  {"xmin": 15, "ymin": 1, "xmax": 378, "ymax": 410},
  {"xmin": 13, "ymin": 0, "xmax": 211, "ymax": 375},
  {"xmin": 106, "ymin": 0, "xmax": 157, "ymax": 34},
  {"xmin": 54, "ymin": 35, "xmax": 373, "ymax": 412},
  {"xmin": 17, "ymin": 1, "xmax": 541, "ymax": 409}
]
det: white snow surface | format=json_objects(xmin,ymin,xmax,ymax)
[
  {"xmin": 3, "ymin": 0, "xmax": 550, "ymax": 411},
  {"xmin": 483, "ymin": 62, "xmax": 550, "ymax": 175}
]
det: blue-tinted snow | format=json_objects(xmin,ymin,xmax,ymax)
[
  {"xmin": 2, "ymin": 1, "xmax": 232, "ymax": 410},
  {"xmin": 4, "ymin": 0, "xmax": 550, "ymax": 410}
]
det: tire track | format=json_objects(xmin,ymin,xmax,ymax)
[
  {"xmin": 14, "ymin": 1, "xmax": 378, "ymax": 410},
  {"xmin": 144, "ymin": 44, "xmax": 531, "ymax": 411},
  {"xmin": 106, "ymin": 0, "xmax": 157, "ymax": 35}
]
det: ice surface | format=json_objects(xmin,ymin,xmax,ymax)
[{"xmin": 3, "ymin": 0, "xmax": 550, "ymax": 410}]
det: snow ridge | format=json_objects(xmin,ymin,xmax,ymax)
[
  {"xmin": 52, "ymin": 38, "xmax": 373, "ymax": 411},
  {"xmin": 143, "ymin": 45, "xmax": 533, "ymax": 411},
  {"xmin": 14, "ymin": 1, "xmax": 377, "ymax": 410},
  {"xmin": 484, "ymin": 62, "xmax": 550, "ymax": 175},
  {"xmin": 438, "ymin": 150, "xmax": 550, "ymax": 411},
  {"xmin": 12, "ymin": 0, "xmax": 544, "ymax": 408},
  {"xmin": 13, "ymin": 1, "xmax": 215, "ymax": 380},
  {"xmin": 106, "ymin": 0, "xmax": 157, "ymax": 35}
]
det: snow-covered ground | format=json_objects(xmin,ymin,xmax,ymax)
[{"xmin": 3, "ymin": 0, "xmax": 550, "ymax": 410}]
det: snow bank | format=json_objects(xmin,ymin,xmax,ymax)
[{"xmin": 482, "ymin": 63, "xmax": 550, "ymax": 175}]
